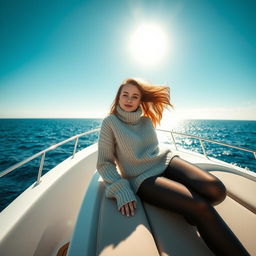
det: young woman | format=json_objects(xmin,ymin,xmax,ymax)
[{"xmin": 97, "ymin": 78, "xmax": 249, "ymax": 255}]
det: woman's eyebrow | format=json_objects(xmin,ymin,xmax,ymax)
[{"xmin": 122, "ymin": 91, "xmax": 140, "ymax": 96}]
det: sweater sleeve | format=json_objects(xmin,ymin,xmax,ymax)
[{"xmin": 96, "ymin": 117, "xmax": 137, "ymax": 210}]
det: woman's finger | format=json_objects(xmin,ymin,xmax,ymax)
[
  {"xmin": 125, "ymin": 203, "xmax": 130, "ymax": 216},
  {"xmin": 133, "ymin": 201, "xmax": 137, "ymax": 209},
  {"xmin": 120, "ymin": 206, "xmax": 125, "ymax": 215},
  {"xmin": 128, "ymin": 202, "xmax": 135, "ymax": 216}
]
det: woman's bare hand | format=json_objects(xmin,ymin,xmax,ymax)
[{"xmin": 119, "ymin": 201, "xmax": 137, "ymax": 217}]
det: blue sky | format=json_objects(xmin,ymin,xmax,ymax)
[{"xmin": 0, "ymin": 0, "xmax": 255, "ymax": 120}]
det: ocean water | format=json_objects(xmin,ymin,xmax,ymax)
[
  {"xmin": 0, "ymin": 118, "xmax": 255, "ymax": 212},
  {"xmin": 158, "ymin": 119, "xmax": 256, "ymax": 172}
]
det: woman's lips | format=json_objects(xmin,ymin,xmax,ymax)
[{"xmin": 124, "ymin": 104, "xmax": 133, "ymax": 108}]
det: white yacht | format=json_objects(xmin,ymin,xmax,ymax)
[{"xmin": 0, "ymin": 128, "xmax": 255, "ymax": 256}]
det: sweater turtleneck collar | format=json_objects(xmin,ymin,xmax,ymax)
[{"xmin": 116, "ymin": 105, "xmax": 142, "ymax": 124}]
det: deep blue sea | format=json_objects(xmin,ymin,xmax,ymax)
[{"xmin": 0, "ymin": 119, "xmax": 255, "ymax": 212}]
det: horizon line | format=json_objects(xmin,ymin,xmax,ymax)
[{"xmin": 0, "ymin": 117, "xmax": 255, "ymax": 121}]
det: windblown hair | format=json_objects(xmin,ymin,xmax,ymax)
[{"xmin": 110, "ymin": 78, "xmax": 173, "ymax": 127}]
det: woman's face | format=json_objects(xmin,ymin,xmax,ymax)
[{"xmin": 119, "ymin": 84, "xmax": 141, "ymax": 112}]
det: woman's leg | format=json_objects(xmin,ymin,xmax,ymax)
[
  {"xmin": 137, "ymin": 161, "xmax": 249, "ymax": 255},
  {"xmin": 163, "ymin": 156, "xmax": 227, "ymax": 205}
]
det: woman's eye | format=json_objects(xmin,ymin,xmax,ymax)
[{"xmin": 121, "ymin": 94, "xmax": 139, "ymax": 100}]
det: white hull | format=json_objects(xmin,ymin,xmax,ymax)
[
  {"xmin": 0, "ymin": 143, "xmax": 255, "ymax": 256},
  {"xmin": 0, "ymin": 144, "xmax": 98, "ymax": 256}
]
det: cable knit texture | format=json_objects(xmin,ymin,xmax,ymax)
[{"xmin": 97, "ymin": 105, "xmax": 176, "ymax": 210}]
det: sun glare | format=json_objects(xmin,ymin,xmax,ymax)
[
  {"xmin": 158, "ymin": 109, "xmax": 184, "ymax": 130},
  {"xmin": 129, "ymin": 23, "xmax": 169, "ymax": 67}
]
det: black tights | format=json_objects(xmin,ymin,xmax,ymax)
[{"xmin": 137, "ymin": 156, "xmax": 249, "ymax": 256}]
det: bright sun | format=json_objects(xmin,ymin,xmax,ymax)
[{"xmin": 129, "ymin": 23, "xmax": 169, "ymax": 67}]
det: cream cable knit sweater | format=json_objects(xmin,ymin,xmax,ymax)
[{"xmin": 97, "ymin": 105, "xmax": 176, "ymax": 210}]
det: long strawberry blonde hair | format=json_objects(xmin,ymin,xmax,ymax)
[{"xmin": 110, "ymin": 78, "xmax": 173, "ymax": 127}]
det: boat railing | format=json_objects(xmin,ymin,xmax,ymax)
[
  {"xmin": 0, "ymin": 128, "xmax": 100, "ymax": 185},
  {"xmin": 156, "ymin": 129, "xmax": 256, "ymax": 160},
  {"xmin": 1, "ymin": 128, "xmax": 255, "ymax": 185}
]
